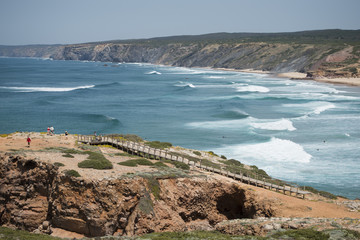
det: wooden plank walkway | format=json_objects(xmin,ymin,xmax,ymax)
[{"xmin": 78, "ymin": 135, "xmax": 310, "ymax": 199}]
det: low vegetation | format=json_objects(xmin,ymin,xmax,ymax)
[
  {"xmin": 62, "ymin": 153, "xmax": 74, "ymax": 158},
  {"xmin": 78, "ymin": 151, "xmax": 113, "ymax": 169},
  {"xmin": 118, "ymin": 158, "xmax": 154, "ymax": 167},
  {"xmin": 0, "ymin": 226, "xmax": 61, "ymax": 240},
  {"xmin": 145, "ymin": 141, "xmax": 172, "ymax": 149},
  {"xmin": 64, "ymin": 169, "xmax": 81, "ymax": 178},
  {"xmin": 300, "ymin": 186, "xmax": 338, "ymax": 200},
  {"xmin": 53, "ymin": 162, "xmax": 65, "ymax": 167},
  {"xmin": 105, "ymin": 133, "xmax": 144, "ymax": 143}
]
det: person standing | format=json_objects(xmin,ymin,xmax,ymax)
[
  {"xmin": 50, "ymin": 126, "xmax": 54, "ymax": 135},
  {"xmin": 27, "ymin": 135, "xmax": 31, "ymax": 147},
  {"xmin": 47, "ymin": 126, "xmax": 50, "ymax": 135}
]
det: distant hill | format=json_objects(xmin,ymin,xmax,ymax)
[{"xmin": 1, "ymin": 29, "xmax": 359, "ymax": 78}]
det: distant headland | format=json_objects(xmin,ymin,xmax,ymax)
[{"xmin": 1, "ymin": 29, "xmax": 360, "ymax": 86}]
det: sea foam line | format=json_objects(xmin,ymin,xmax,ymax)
[
  {"xmin": 0, "ymin": 85, "xmax": 95, "ymax": 92},
  {"xmin": 217, "ymin": 137, "xmax": 312, "ymax": 164},
  {"xmin": 250, "ymin": 118, "xmax": 296, "ymax": 131}
]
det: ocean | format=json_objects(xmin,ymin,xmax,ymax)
[{"xmin": 1, "ymin": 57, "xmax": 359, "ymax": 199}]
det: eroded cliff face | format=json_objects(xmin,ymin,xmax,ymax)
[
  {"xmin": 51, "ymin": 42, "xmax": 338, "ymax": 73},
  {"xmin": 0, "ymin": 154, "xmax": 276, "ymax": 237},
  {"xmin": 1, "ymin": 40, "xmax": 358, "ymax": 77}
]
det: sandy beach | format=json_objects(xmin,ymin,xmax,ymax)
[{"xmin": 275, "ymin": 72, "xmax": 360, "ymax": 86}]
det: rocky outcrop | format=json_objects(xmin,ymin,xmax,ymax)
[
  {"xmin": 0, "ymin": 154, "xmax": 276, "ymax": 237},
  {"xmin": 216, "ymin": 217, "xmax": 360, "ymax": 236}
]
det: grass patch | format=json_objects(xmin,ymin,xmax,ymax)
[
  {"xmin": 207, "ymin": 151, "xmax": 219, "ymax": 157},
  {"xmin": 78, "ymin": 151, "xmax": 113, "ymax": 169},
  {"xmin": 54, "ymin": 162, "xmax": 65, "ymax": 167},
  {"xmin": 62, "ymin": 153, "xmax": 74, "ymax": 158},
  {"xmin": 64, "ymin": 169, "xmax": 81, "ymax": 178},
  {"xmin": 0, "ymin": 134, "xmax": 10, "ymax": 138},
  {"xmin": 147, "ymin": 177, "xmax": 161, "ymax": 200},
  {"xmin": 153, "ymin": 161, "xmax": 169, "ymax": 168},
  {"xmin": 118, "ymin": 158, "xmax": 154, "ymax": 167},
  {"xmin": 271, "ymin": 228, "xmax": 329, "ymax": 240},
  {"xmin": 145, "ymin": 141, "xmax": 172, "ymax": 149},
  {"xmin": 114, "ymin": 152, "xmax": 134, "ymax": 157},
  {"xmin": 0, "ymin": 226, "xmax": 62, "ymax": 240},
  {"xmin": 161, "ymin": 159, "xmax": 190, "ymax": 170},
  {"xmin": 300, "ymin": 186, "xmax": 338, "ymax": 199},
  {"xmin": 193, "ymin": 151, "xmax": 202, "ymax": 156},
  {"xmin": 139, "ymin": 231, "xmax": 251, "ymax": 239},
  {"xmin": 105, "ymin": 133, "xmax": 144, "ymax": 142}
]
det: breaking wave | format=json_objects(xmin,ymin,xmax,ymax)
[
  {"xmin": 236, "ymin": 85, "xmax": 270, "ymax": 93},
  {"xmin": 0, "ymin": 85, "xmax": 95, "ymax": 92},
  {"xmin": 250, "ymin": 118, "xmax": 296, "ymax": 131},
  {"xmin": 217, "ymin": 137, "xmax": 312, "ymax": 163}
]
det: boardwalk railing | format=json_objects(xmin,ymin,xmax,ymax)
[{"xmin": 78, "ymin": 135, "xmax": 310, "ymax": 198}]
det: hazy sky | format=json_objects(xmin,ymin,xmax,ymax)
[{"xmin": 1, "ymin": 0, "xmax": 359, "ymax": 45}]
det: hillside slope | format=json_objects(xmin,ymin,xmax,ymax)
[{"xmin": 1, "ymin": 30, "xmax": 359, "ymax": 78}]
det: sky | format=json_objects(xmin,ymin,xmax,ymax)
[{"xmin": 0, "ymin": 0, "xmax": 359, "ymax": 45}]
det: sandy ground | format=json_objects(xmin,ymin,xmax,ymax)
[
  {"xmin": 1, "ymin": 132, "xmax": 360, "ymax": 223},
  {"xmin": 275, "ymin": 72, "xmax": 360, "ymax": 86}
]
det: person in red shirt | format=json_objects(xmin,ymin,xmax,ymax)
[{"xmin": 27, "ymin": 136, "xmax": 31, "ymax": 147}]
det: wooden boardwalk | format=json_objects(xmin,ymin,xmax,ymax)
[{"xmin": 78, "ymin": 135, "xmax": 310, "ymax": 199}]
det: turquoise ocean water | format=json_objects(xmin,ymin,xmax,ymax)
[{"xmin": 1, "ymin": 57, "xmax": 359, "ymax": 199}]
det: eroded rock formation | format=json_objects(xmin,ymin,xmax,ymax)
[{"xmin": 0, "ymin": 154, "xmax": 276, "ymax": 237}]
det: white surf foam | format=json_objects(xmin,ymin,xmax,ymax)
[
  {"xmin": 236, "ymin": 85, "xmax": 270, "ymax": 93},
  {"xmin": 218, "ymin": 137, "xmax": 312, "ymax": 163},
  {"xmin": 175, "ymin": 81, "xmax": 196, "ymax": 88},
  {"xmin": 146, "ymin": 71, "xmax": 162, "ymax": 75},
  {"xmin": 250, "ymin": 118, "xmax": 296, "ymax": 131},
  {"xmin": 312, "ymin": 103, "xmax": 336, "ymax": 114},
  {"xmin": 0, "ymin": 85, "xmax": 95, "ymax": 92}
]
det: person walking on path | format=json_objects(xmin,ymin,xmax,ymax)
[
  {"xmin": 47, "ymin": 126, "xmax": 50, "ymax": 135},
  {"xmin": 50, "ymin": 126, "xmax": 54, "ymax": 135},
  {"xmin": 27, "ymin": 136, "xmax": 31, "ymax": 147}
]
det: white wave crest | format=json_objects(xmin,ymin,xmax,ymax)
[
  {"xmin": 236, "ymin": 85, "xmax": 269, "ymax": 93},
  {"xmin": 0, "ymin": 85, "xmax": 95, "ymax": 92},
  {"xmin": 313, "ymin": 103, "xmax": 336, "ymax": 114},
  {"xmin": 146, "ymin": 71, "xmax": 162, "ymax": 75},
  {"xmin": 175, "ymin": 81, "xmax": 196, "ymax": 88},
  {"xmin": 218, "ymin": 137, "xmax": 312, "ymax": 163},
  {"xmin": 250, "ymin": 119, "xmax": 296, "ymax": 131}
]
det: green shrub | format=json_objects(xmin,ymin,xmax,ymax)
[
  {"xmin": 147, "ymin": 177, "xmax": 161, "ymax": 200},
  {"xmin": 271, "ymin": 228, "xmax": 329, "ymax": 240},
  {"xmin": 193, "ymin": 151, "xmax": 202, "ymax": 156},
  {"xmin": 161, "ymin": 159, "xmax": 190, "ymax": 170},
  {"xmin": 54, "ymin": 162, "xmax": 65, "ymax": 167},
  {"xmin": 224, "ymin": 159, "xmax": 244, "ymax": 167},
  {"xmin": 140, "ymin": 231, "xmax": 241, "ymax": 239},
  {"xmin": 221, "ymin": 155, "xmax": 227, "ymax": 159},
  {"xmin": 0, "ymin": 226, "xmax": 62, "ymax": 239},
  {"xmin": 171, "ymin": 161, "xmax": 190, "ymax": 170},
  {"xmin": 78, "ymin": 151, "xmax": 113, "ymax": 169},
  {"xmin": 145, "ymin": 141, "xmax": 172, "ymax": 149},
  {"xmin": 207, "ymin": 151, "xmax": 219, "ymax": 157},
  {"xmin": 118, "ymin": 158, "xmax": 154, "ymax": 167},
  {"xmin": 62, "ymin": 153, "xmax": 74, "ymax": 158},
  {"xmin": 153, "ymin": 162, "xmax": 169, "ymax": 168},
  {"xmin": 118, "ymin": 160, "xmax": 137, "ymax": 167},
  {"xmin": 114, "ymin": 152, "xmax": 133, "ymax": 157},
  {"xmin": 105, "ymin": 133, "xmax": 143, "ymax": 142},
  {"xmin": 64, "ymin": 169, "xmax": 81, "ymax": 178},
  {"xmin": 301, "ymin": 186, "xmax": 338, "ymax": 199}
]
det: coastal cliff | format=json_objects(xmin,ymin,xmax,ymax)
[
  {"xmin": 0, "ymin": 154, "xmax": 274, "ymax": 237},
  {"xmin": 1, "ymin": 30, "xmax": 359, "ymax": 78}
]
